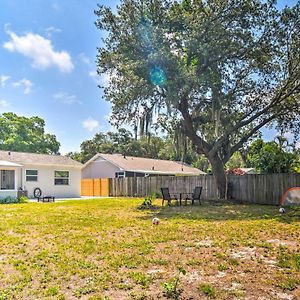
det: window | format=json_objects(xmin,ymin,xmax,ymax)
[
  {"xmin": 115, "ymin": 172, "xmax": 125, "ymax": 178},
  {"xmin": 54, "ymin": 171, "xmax": 69, "ymax": 185},
  {"xmin": 26, "ymin": 170, "xmax": 38, "ymax": 182},
  {"xmin": 1, "ymin": 170, "xmax": 15, "ymax": 190}
]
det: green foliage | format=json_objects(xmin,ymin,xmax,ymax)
[
  {"xmin": 67, "ymin": 127, "xmax": 203, "ymax": 169},
  {"xmin": 217, "ymin": 264, "xmax": 229, "ymax": 271},
  {"xmin": 225, "ymin": 152, "xmax": 246, "ymax": 170},
  {"xmin": 246, "ymin": 139, "xmax": 299, "ymax": 173},
  {"xmin": 0, "ymin": 196, "xmax": 28, "ymax": 204},
  {"xmin": 0, "ymin": 112, "xmax": 60, "ymax": 154},
  {"xmin": 161, "ymin": 267, "xmax": 186, "ymax": 299},
  {"xmin": 141, "ymin": 196, "xmax": 153, "ymax": 208},
  {"xmin": 277, "ymin": 246, "xmax": 300, "ymax": 270},
  {"xmin": 67, "ymin": 129, "xmax": 169, "ymax": 163},
  {"xmin": 275, "ymin": 277, "xmax": 299, "ymax": 291},
  {"xmin": 0, "ymin": 196, "xmax": 19, "ymax": 204},
  {"xmin": 45, "ymin": 286, "xmax": 59, "ymax": 296},
  {"xmin": 95, "ymin": 0, "xmax": 300, "ymax": 198},
  {"xmin": 198, "ymin": 283, "xmax": 217, "ymax": 298},
  {"xmin": 130, "ymin": 272, "xmax": 152, "ymax": 287},
  {"xmin": 18, "ymin": 196, "xmax": 28, "ymax": 203},
  {"xmin": 139, "ymin": 193, "xmax": 158, "ymax": 209}
]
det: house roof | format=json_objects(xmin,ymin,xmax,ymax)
[
  {"xmin": 0, "ymin": 150, "xmax": 82, "ymax": 168},
  {"xmin": 0, "ymin": 160, "xmax": 23, "ymax": 167},
  {"xmin": 85, "ymin": 153, "xmax": 205, "ymax": 175},
  {"xmin": 240, "ymin": 168, "xmax": 256, "ymax": 173}
]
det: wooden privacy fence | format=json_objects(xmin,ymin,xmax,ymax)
[
  {"xmin": 81, "ymin": 178, "xmax": 109, "ymax": 197},
  {"xmin": 109, "ymin": 173, "xmax": 300, "ymax": 205}
]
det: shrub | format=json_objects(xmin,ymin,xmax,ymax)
[
  {"xmin": 0, "ymin": 196, "xmax": 19, "ymax": 204},
  {"xmin": 139, "ymin": 193, "xmax": 157, "ymax": 209},
  {"xmin": 0, "ymin": 196, "xmax": 28, "ymax": 204},
  {"xmin": 18, "ymin": 196, "xmax": 29, "ymax": 203}
]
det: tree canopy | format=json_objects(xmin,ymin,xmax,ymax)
[
  {"xmin": 67, "ymin": 128, "xmax": 192, "ymax": 164},
  {"xmin": 0, "ymin": 112, "xmax": 60, "ymax": 154},
  {"xmin": 246, "ymin": 138, "xmax": 299, "ymax": 173},
  {"xmin": 96, "ymin": 0, "xmax": 300, "ymax": 198}
]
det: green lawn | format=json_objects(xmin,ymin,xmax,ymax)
[{"xmin": 0, "ymin": 198, "xmax": 299, "ymax": 300}]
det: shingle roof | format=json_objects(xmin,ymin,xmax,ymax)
[
  {"xmin": 0, "ymin": 150, "xmax": 82, "ymax": 168},
  {"xmin": 89, "ymin": 153, "xmax": 205, "ymax": 175}
]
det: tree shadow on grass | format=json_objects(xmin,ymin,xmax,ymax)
[{"xmin": 138, "ymin": 200, "xmax": 300, "ymax": 223}]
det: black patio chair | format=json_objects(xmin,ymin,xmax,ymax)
[
  {"xmin": 161, "ymin": 187, "xmax": 178, "ymax": 206},
  {"xmin": 185, "ymin": 186, "xmax": 202, "ymax": 205}
]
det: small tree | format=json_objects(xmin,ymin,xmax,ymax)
[{"xmin": 95, "ymin": 0, "xmax": 300, "ymax": 198}]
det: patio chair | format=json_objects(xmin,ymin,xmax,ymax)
[
  {"xmin": 161, "ymin": 187, "xmax": 178, "ymax": 206},
  {"xmin": 186, "ymin": 186, "xmax": 202, "ymax": 205}
]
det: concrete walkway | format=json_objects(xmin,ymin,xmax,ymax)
[{"xmin": 29, "ymin": 196, "xmax": 112, "ymax": 202}]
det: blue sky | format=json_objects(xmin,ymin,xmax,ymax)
[
  {"xmin": 0, "ymin": 0, "xmax": 297, "ymax": 154},
  {"xmin": 0, "ymin": 0, "xmax": 119, "ymax": 154}
]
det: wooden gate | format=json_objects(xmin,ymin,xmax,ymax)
[{"xmin": 81, "ymin": 178, "xmax": 109, "ymax": 197}]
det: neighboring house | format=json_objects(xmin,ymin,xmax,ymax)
[
  {"xmin": 227, "ymin": 167, "xmax": 257, "ymax": 175},
  {"xmin": 240, "ymin": 168, "xmax": 257, "ymax": 174},
  {"xmin": 0, "ymin": 150, "xmax": 82, "ymax": 199},
  {"xmin": 82, "ymin": 153, "xmax": 206, "ymax": 179}
]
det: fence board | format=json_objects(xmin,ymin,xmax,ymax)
[
  {"xmin": 108, "ymin": 174, "xmax": 300, "ymax": 205},
  {"xmin": 80, "ymin": 178, "xmax": 110, "ymax": 197}
]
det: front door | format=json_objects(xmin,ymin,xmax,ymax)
[{"xmin": 1, "ymin": 170, "xmax": 15, "ymax": 190}]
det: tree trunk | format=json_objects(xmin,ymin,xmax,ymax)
[{"xmin": 208, "ymin": 154, "xmax": 227, "ymax": 199}]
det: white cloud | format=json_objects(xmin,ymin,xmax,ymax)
[
  {"xmin": 3, "ymin": 31, "xmax": 74, "ymax": 73},
  {"xmin": 79, "ymin": 53, "xmax": 90, "ymax": 65},
  {"xmin": 0, "ymin": 75, "xmax": 10, "ymax": 87},
  {"xmin": 45, "ymin": 26, "xmax": 61, "ymax": 37},
  {"xmin": 53, "ymin": 92, "xmax": 81, "ymax": 105},
  {"xmin": 89, "ymin": 70, "xmax": 110, "ymax": 86},
  {"xmin": 0, "ymin": 99, "xmax": 9, "ymax": 109},
  {"xmin": 12, "ymin": 78, "xmax": 33, "ymax": 94},
  {"xmin": 89, "ymin": 70, "xmax": 99, "ymax": 82},
  {"xmin": 82, "ymin": 117, "xmax": 100, "ymax": 132}
]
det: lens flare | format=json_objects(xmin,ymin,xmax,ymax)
[{"xmin": 149, "ymin": 67, "xmax": 167, "ymax": 86}]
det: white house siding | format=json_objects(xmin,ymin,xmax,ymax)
[
  {"xmin": 23, "ymin": 165, "xmax": 81, "ymax": 198},
  {"xmin": 82, "ymin": 160, "xmax": 120, "ymax": 179},
  {"xmin": 0, "ymin": 190, "xmax": 18, "ymax": 198}
]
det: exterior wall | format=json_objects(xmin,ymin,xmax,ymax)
[
  {"xmin": 22, "ymin": 164, "xmax": 81, "ymax": 198},
  {"xmin": 0, "ymin": 190, "xmax": 18, "ymax": 198},
  {"xmin": 82, "ymin": 160, "xmax": 120, "ymax": 179}
]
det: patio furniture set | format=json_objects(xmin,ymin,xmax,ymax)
[{"xmin": 161, "ymin": 186, "xmax": 202, "ymax": 206}]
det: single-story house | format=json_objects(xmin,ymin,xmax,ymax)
[
  {"xmin": 0, "ymin": 150, "xmax": 82, "ymax": 199},
  {"xmin": 82, "ymin": 153, "xmax": 206, "ymax": 179}
]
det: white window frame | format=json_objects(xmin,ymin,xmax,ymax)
[
  {"xmin": 54, "ymin": 170, "xmax": 69, "ymax": 186},
  {"xmin": 26, "ymin": 170, "xmax": 38, "ymax": 182}
]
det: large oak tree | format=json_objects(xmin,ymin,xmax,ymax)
[
  {"xmin": 95, "ymin": 0, "xmax": 300, "ymax": 198},
  {"xmin": 0, "ymin": 113, "xmax": 60, "ymax": 154}
]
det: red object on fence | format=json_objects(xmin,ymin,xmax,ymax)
[{"xmin": 227, "ymin": 168, "xmax": 246, "ymax": 175}]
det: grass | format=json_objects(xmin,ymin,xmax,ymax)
[
  {"xmin": 0, "ymin": 198, "xmax": 299, "ymax": 299},
  {"xmin": 198, "ymin": 283, "xmax": 217, "ymax": 298}
]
